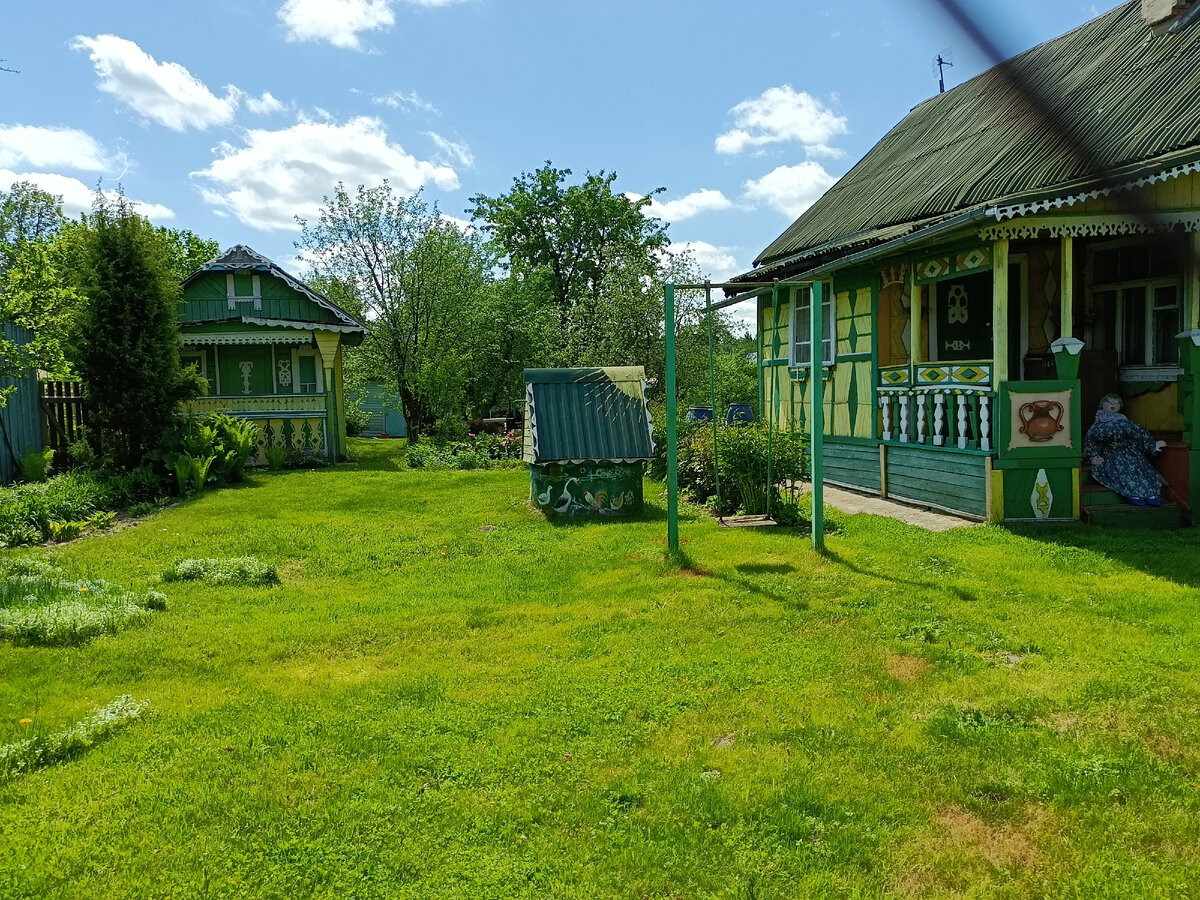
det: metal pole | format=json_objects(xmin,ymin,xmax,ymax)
[
  {"xmin": 810, "ymin": 282, "xmax": 825, "ymax": 551},
  {"xmin": 705, "ymin": 283, "xmax": 723, "ymax": 521},
  {"xmin": 766, "ymin": 283, "xmax": 778, "ymax": 518},
  {"xmin": 665, "ymin": 284, "xmax": 680, "ymax": 554}
]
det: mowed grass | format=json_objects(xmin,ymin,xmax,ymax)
[{"xmin": 1, "ymin": 438, "xmax": 1199, "ymax": 898}]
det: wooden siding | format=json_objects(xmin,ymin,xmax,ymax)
[
  {"xmin": 886, "ymin": 445, "xmax": 988, "ymax": 518},
  {"xmin": 181, "ymin": 271, "xmax": 343, "ymax": 325},
  {"xmin": 0, "ymin": 327, "xmax": 43, "ymax": 484},
  {"xmin": 825, "ymin": 441, "xmax": 881, "ymax": 493}
]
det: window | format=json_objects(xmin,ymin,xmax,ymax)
[
  {"xmin": 1089, "ymin": 241, "xmax": 1183, "ymax": 369},
  {"xmin": 291, "ymin": 348, "xmax": 324, "ymax": 395},
  {"xmin": 790, "ymin": 285, "xmax": 834, "ymax": 366}
]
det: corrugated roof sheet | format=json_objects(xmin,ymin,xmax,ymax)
[
  {"xmin": 526, "ymin": 367, "xmax": 655, "ymax": 464},
  {"xmin": 753, "ymin": 1, "xmax": 1200, "ymax": 269}
]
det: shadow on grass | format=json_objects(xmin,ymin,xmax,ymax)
[
  {"xmin": 667, "ymin": 548, "xmax": 809, "ymax": 609},
  {"xmin": 1012, "ymin": 525, "xmax": 1200, "ymax": 588},
  {"xmin": 821, "ymin": 548, "xmax": 984, "ymax": 604}
]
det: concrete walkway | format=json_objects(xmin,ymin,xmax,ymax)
[{"xmin": 799, "ymin": 482, "xmax": 980, "ymax": 532}]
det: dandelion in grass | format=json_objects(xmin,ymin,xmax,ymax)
[
  {"xmin": 19, "ymin": 718, "xmax": 31, "ymax": 725},
  {"xmin": 0, "ymin": 695, "xmax": 150, "ymax": 780}
]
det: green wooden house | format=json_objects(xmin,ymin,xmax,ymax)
[
  {"xmin": 733, "ymin": 0, "xmax": 1200, "ymax": 527},
  {"xmin": 179, "ymin": 246, "xmax": 366, "ymax": 461}
]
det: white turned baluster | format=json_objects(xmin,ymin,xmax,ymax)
[
  {"xmin": 898, "ymin": 393, "xmax": 910, "ymax": 443},
  {"xmin": 916, "ymin": 393, "xmax": 927, "ymax": 444},
  {"xmin": 932, "ymin": 392, "xmax": 945, "ymax": 446},
  {"xmin": 957, "ymin": 394, "xmax": 969, "ymax": 449},
  {"xmin": 881, "ymin": 393, "xmax": 892, "ymax": 441},
  {"xmin": 980, "ymin": 395, "xmax": 992, "ymax": 452}
]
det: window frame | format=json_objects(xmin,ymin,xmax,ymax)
[
  {"xmin": 789, "ymin": 284, "xmax": 835, "ymax": 368},
  {"xmin": 291, "ymin": 347, "xmax": 324, "ymax": 395},
  {"xmin": 1087, "ymin": 238, "xmax": 1184, "ymax": 376}
]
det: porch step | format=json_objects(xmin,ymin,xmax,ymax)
[
  {"xmin": 1081, "ymin": 483, "xmax": 1124, "ymax": 507},
  {"xmin": 1083, "ymin": 502, "xmax": 1186, "ymax": 530}
]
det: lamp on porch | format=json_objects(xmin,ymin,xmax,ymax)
[{"xmin": 1050, "ymin": 337, "xmax": 1085, "ymax": 380}]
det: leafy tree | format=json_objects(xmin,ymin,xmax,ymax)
[
  {"xmin": 469, "ymin": 163, "xmax": 670, "ymax": 366},
  {"xmin": 72, "ymin": 194, "xmax": 202, "ymax": 468},
  {"xmin": 298, "ymin": 182, "xmax": 494, "ymax": 438},
  {"xmin": 156, "ymin": 227, "xmax": 219, "ymax": 283},
  {"xmin": 0, "ymin": 183, "xmax": 74, "ymax": 402}
]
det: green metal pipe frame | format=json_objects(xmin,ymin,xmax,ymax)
[{"xmin": 664, "ymin": 280, "xmax": 825, "ymax": 553}]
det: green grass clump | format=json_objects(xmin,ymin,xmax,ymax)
[
  {"xmin": 0, "ymin": 695, "xmax": 149, "ymax": 779},
  {"xmin": 161, "ymin": 556, "xmax": 280, "ymax": 586},
  {"xmin": 0, "ymin": 557, "xmax": 165, "ymax": 646}
]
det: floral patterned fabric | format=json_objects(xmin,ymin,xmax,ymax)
[{"xmin": 1084, "ymin": 411, "xmax": 1162, "ymax": 501}]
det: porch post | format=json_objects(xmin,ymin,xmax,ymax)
[
  {"xmin": 1060, "ymin": 235, "xmax": 1074, "ymax": 338},
  {"xmin": 992, "ymin": 239, "xmax": 1010, "ymax": 384},
  {"xmin": 910, "ymin": 272, "xmax": 926, "ymax": 365},
  {"xmin": 314, "ymin": 332, "xmax": 342, "ymax": 459}
]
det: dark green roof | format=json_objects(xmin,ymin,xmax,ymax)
[
  {"xmin": 525, "ymin": 367, "xmax": 655, "ymax": 464},
  {"xmin": 752, "ymin": 1, "xmax": 1200, "ymax": 272}
]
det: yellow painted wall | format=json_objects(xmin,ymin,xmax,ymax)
[
  {"xmin": 1123, "ymin": 384, "xmax": 1185, "ymax": 433},
  {"xmin": 1075, "ymin": 171, "xmax": 1200, "ymax": 214}
]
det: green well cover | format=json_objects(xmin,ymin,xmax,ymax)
[{"xmin": 524, "ymin": 367, "xmax": 655, "ymax": 464}]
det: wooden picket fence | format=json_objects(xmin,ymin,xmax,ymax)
[{"xmin": 39, "ymin": 381, "xmax": 87, "ymax": 454}]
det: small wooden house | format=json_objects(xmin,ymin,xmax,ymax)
[
  {"xmin": 733, "ymin": 0, "xmax": 1200, "ymax": 527},
  {"xmin": 179, "ymin": 246, "xmax": 367, "ymax": 461},
  {"xmin": 523, "ymin": 367, "xmax": 655, "ymax": 517}
]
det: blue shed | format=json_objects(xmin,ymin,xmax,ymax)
[{"xmin": 352, "ymin": 383, "xmax": 408, "ymax": 438}]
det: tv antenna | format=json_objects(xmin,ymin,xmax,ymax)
[{"xmin": 932, "ymin": 48, "xmax": 954, "ymax": 93}]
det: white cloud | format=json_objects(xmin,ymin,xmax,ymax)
[
  {"xmin": 716, "ymin": 85, "xmax": 847, "ymax": 157},
  {"xmin": 73, "ymin": 35, "xmax": 285, "ymax": 131},
  {"xmin": 192, "ymin": 116, "xmax": 460, "ymax": 231},
  {"xmin": 0, "ymin": 126, "xmax": 110, "ymax": 172},
  {"xmin": 0, "ymin": 169, "xmax": 174, "ymax": 221},
  {"xmin": 373, "ymin": 90, "xmax": 438, "ymax": 113},
  {"xmin": 279, "ymin": 0, "xmax": 477, "ymax": 49},
  {"xmin": 278, "ymin": 0, "xmax": 395, "ymax": 50},
  {"xmin": 241, "ymin": 91, "xmax": 287, "ymax": 115},
  {"xmin": 743, "ymin": 162, "xmax": 837, "ymax": 219},
  {"xmin": 438, "ymin": 213, "xmax": 474, "ymax": 233},
  {"xmin": 636, "ymin": 189, "xmax": 733, "ymax": 224},
  {"xmin": 670, "ymin": 240, "xmax": 742, "ymax": 283},
  {"xmin": 74, "ymin": 35, "xmax": 237, "ymax": 131},
  {"xmin": 425, "ymin": 132, "xmax": 473, "ymax": 167}
]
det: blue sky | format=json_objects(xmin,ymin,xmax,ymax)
[{"xmin": 3, "ymin": 0, "xmax": 1108, "ymax": 307}]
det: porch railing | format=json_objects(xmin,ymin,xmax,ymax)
[
  {"xmin": 878, "ymin": 362, "xmax": 995, "ymax": 453},
  {"xmin": 183, "ymin": 395, "xmax": 327, "ymax": 416}
]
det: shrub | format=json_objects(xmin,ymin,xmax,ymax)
[
  {"xmin": 263, "ymin": 447, "xmax": 287, "ymax": 471},
  {"xmin": 162, "ymin": 557, "xmax": 280, "ymax": 586},
  {"xmin": 671, "ymin": 422, "xmax": 808, "ymax": 516},
  {"xmin": 20, "ymin": 448, "xmax": 53, "ymax": 483},
  {"xmin": 345, "ymin": 398, "xmax": 372, "ymax": 437},
  {"xmin": 0, "ymin": 468, "xmax": 170, "ymax": 548},
  {"xmin": 0, "ymin": 695, "xmax": 150, "ymax": 780}
]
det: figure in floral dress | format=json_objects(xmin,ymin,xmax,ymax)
[{"xmin": 1083, "ymin": 393, "xmax": 1166, "ymax": 506}]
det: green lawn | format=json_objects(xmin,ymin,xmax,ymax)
[{"xmin": 1, "ymin": 439, "xmax": 1199, "ymax": 898}]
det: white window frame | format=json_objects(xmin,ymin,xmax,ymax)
[
  {"xmin": 226, "ymin": 273, "xmax": 262, "ymax": 311},
  {"xmin": 291, "ymin": 347, "xmax": 324, "ymax": 395},
  {"xmin": 789, "ymin": 284, "xmax": 835, "ymax": 367},
  {"xmin": 1087, "ymin": 238, "xmax": 1184, "ymax": 378}
]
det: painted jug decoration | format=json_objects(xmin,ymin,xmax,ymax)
[{"xmin": 1018, "ymin": 400, "xmax": 1064, "ymax": 442}]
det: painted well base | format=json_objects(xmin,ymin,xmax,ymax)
[{"xmin": 531, "ymin": 462, "xmax": 644, "ymax": 518}]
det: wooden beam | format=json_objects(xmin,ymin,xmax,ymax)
[
  {"xmin": 911, "ymin": 277, "xmax": 926, "ymax": 365},
  {"xmin": 1060, "ymin": 234, "xmax": 1074, "ymax": 338},
  {"xmin": 993, "ymin": 239, "xmax": 1011, "ymax": 384}
]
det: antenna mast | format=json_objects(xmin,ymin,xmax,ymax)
[{"xmin": 934, "ymin": 52, "xmax": 954, "ymax": 93}]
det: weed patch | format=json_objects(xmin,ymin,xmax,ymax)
[
  {"xmin": 0, "ymin": 557, "xmax": 166, "ymax": 646},
  {"xmin": 162, "ymin": 557, "xmax": 280, "ymax": 586},
  {"xmin": 0, "ymin": 696, "xmax": 150, "ymax": 779}
]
